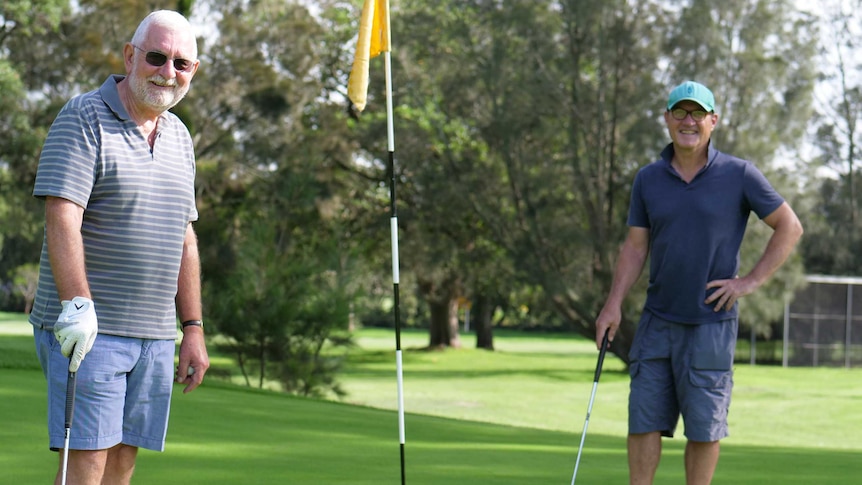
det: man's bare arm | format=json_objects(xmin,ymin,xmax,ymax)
[
  {"xmin": 705, "ymin": 202, "xmax": 803, "ymax": 311},
  {"xmin": 46, "ymin": 196, "xmax": 90, "ymax": 300},
  {"xmin": 595, "ymin": 226, "xmax": 650, "ymax": 348}
]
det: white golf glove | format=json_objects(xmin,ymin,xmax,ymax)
[{"xmin": 54, "ymin": 296, "xmax": 99, "ymax": 372}]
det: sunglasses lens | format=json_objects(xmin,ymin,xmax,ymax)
[
  {"xmin": 671, "ymin": 109, "xmax": 686, "ymax": 120},
  {"xmin": 141, "ymin": 49, "xmax": 192, "ymax": 72},
  {"xmin": 173, "ymin": 59, "xmax": 192, "ymax": 71},
  {"xmin": 145, "ymin": 51, "xmax": 168, "ymax": 67}
]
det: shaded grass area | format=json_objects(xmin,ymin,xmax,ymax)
[{"xmin": 2, "ymin": 314, "xmax": 861, "ymax": 484}]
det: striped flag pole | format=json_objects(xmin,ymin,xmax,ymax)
[
  {"xmin": 383, "ymin": 42, "xmax": 407, "ymax": 485},
  {"xmin": 347, "ymin": 1, "xmax": 405, "ymax": 482},
  {"xmin": 382, "ymin": 11, "xmax": 406, "ymax": 485}
]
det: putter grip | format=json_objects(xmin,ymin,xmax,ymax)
[
  {"xmin": 65, "ymin": 371, "xmax": 77, "ymax": 429},
  {"xmin": 594, "ymin": 329, "xmax": 610, "ymax": 382}
]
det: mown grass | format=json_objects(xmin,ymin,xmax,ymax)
[{"xmin": 2, "ymin": 313, "xmax": 860, "ymax": 484}]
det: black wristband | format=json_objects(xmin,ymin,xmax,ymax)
[{"xmin": 181, "ymin": 319, "xmax": 204, "ymax": 329}]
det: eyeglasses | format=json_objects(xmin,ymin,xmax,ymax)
[
  {"xmin": 132, "ymin": 45, "xmax": 194, "ymax": 72},
  {"xmin": 669, "ymin": 108, "xmax": 710, "ymax": 121}
]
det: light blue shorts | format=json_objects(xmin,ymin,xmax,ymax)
[
  {"xmin": 35, "ymin": 327, "xmax": 175, "ymax": 452},
  {"xmin": 627, "ymin": 312, "xmax": 737, "ymax": 442}
]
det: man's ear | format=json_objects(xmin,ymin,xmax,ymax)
[{"xmin": 122, "ymin": 43, "xmax": 136, "ymax": 73}]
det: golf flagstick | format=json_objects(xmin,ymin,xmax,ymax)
[
  {"xmin": 376, "ymin": 3, "xmax": 405, "ymax": 483},
  {"xmin": 347, "ymin": 1, "xmax": 402, "ymax": 480},
  {"xmin": 571, "ymin": 328, "xmax": 610, "ymax": 484},
  {"xmin": 62, "ymin": 361, "xmax": 77, "ymax": 485}
]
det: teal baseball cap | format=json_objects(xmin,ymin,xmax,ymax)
[{"xmin": 667, "ymin": 81, "xmax": 715, "ymax": 112}]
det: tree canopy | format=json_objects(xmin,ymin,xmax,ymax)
[{"xmin": 0, "ymin": 0, "xmax": 854, "ymax": 383}]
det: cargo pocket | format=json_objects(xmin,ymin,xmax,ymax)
[
  {"xmin": 689, "ymin": 321, "xmax": 735, "ymax": 389},
  {"xmin": 689, "ymin": 348, "xmax": 732, "ymax": 388},
  {"xmin": 689, "ymin": 368, "xmax": 731, "ymax": 388}
]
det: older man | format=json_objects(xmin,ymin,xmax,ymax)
[{"xmin": 30, "ymin": 10, "xmax": 209, "ymax": 484}]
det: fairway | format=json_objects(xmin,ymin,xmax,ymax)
[{"xmin": 2, "ymin": 315, "xmax": 861, "ymax": 484}]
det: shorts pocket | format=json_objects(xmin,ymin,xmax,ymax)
[
  {"xmin": 629, "ymin": 361, "xmax": 640, "ymax": 379},
  {"xmin": 691, "ymin": 321, "xmax": 736, "ymax": 370},
  {"xmin": 689, "ymin": 368, "xmax": 731, "ymax": 388},
  {"xmin": 689, "ymin": 322, "xmax": 735, "ymax": 389}
]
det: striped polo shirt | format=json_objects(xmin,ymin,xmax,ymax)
[{"xmin": 29, "ymin": 75, "xmax": 198, "ymax": 340}]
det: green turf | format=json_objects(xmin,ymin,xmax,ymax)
[
  {"xmin": 341, "ymin": 328, "xmax": 862, "ymax": 450},
  {"xmin": 2, "ymin": 313, "xmax": 861, "ymax": 484}
]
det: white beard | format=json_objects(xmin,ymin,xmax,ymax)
[{"xmin": 129, "ymin": 72, "xmax": 189, "ymax": 112}]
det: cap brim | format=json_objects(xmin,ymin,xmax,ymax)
[{"xmin": 669, "ymin": 98, "xmax": 711, "ymax": 111}]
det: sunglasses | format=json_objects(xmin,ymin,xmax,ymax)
[
  {"xmin": 669, "ymin": 108, "xmax": 710, "ymax": 121},
  {"xmin": 132, "ymin": 45, "xmax": 194, "ymax": 72}
]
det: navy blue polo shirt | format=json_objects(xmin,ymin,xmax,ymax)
[{"xmin": 628, "ymin": 143, "xmax": 784, "ymax": 324}]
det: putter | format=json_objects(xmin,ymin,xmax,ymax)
[
  {"xmin": 61, "ymin": 362, "xmax": 77, "ymax": 485},
  {"xmin": 570, "ymin": 328, "xmax": 610, "ymax": 485}
]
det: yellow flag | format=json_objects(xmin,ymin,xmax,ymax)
[{"xmin": 348, "ymin": 0, "xmax": 390, "ymax": 112}]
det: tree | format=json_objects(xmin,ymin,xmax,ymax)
[
  {"xmin": 208, "ymin": 219, "xmax": 354, "ymax": 396},
  {"xmin": 0, "ymin": 0, "xmax": 824, "ymax": 376},
  {"xmin": 413, "ymin": 0, "xmax": 669, "ymax": 361},
  {"xmin": 0, "ymin": 1, "xmax": 67, "ymax": 304},
  {"xmin": 801, "ymin": 0, "xmax": 862, "ymax": 275},
  {"xmin": 0, "ymin": 0, "xmax": 190, "ymax": 309},
  {"xmin": 348, "ymin": 0, "xmax": 522, "ymax": 350},
  {"xmin": 385, "ymin": 0, "xmax": 816, "ymax": 362},
  {"xmin": 187, "ymin": 0, "xmax": 368, "ymax": 395}
]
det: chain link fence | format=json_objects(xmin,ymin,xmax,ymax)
[{"xmin": 781, "ymin": 275, "xmax": 862, "ymax": 368}]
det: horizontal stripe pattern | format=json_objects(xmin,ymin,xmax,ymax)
[{"xmin": 30, "ymin": 75, "xmax": 197, "ymax": 339}]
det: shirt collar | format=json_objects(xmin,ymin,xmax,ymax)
[
  {"xmin": 99, "ymin": 75, "xmax": 132, "ymax": 121},
  {"xmin": 659, "ymin": 141, "xmax": 718, "ymax": 167}
]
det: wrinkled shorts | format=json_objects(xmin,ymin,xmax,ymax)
[
  {"xmin": 35, "ymin": 327, "xmax": 175, "ymax": 452},
  {"xmin": 627, "ymin": 312, "xmax": 736, "ymax": 442}
]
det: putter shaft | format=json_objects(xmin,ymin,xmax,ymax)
[
  {"xmin": 61, "ymin": 369, "xmax": 77, "ymax": 485},
  {"xmin": 571, "ymin": 329, "xmax": 610, "ymax": 485}
]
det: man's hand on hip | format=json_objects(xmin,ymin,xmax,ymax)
[{"xmin": 54, "ymin": 296, "xmax": 98, "ymax": 372}]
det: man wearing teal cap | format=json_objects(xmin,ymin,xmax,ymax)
[
  {"xmin": 667, "ymin": 80, "xmax": 716, "ymax": 112},
  {"xmin": 595, "ymin": 81, "xmax": 803, "ymax": 484}
]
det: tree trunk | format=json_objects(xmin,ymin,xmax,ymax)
[
  {"xmin": 447, "ymin": 297, "xmax": 461, "ymax": 348},
  {"xmin": 428, "ymin": 297, "xmax": 462, "ymax": 349},
  {"xmin": 473, "ymin": 294, "xmax": 494, "ymax": 350},
  {"xmin": 428, "ymin": 299, "xmax": 449, "ymax": 348}
]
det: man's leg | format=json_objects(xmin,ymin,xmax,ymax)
[
  {"xmin": 685, "ymin": 440, "xmax": 719, "ymax": 485},
  {"xmin": 628, "ymin": 431, "xmax": 662, "ymax": 485},
  {"xmin": 679, "ymin": 321, "xmax": 734, "ymax": 485},
  {"xmin": 55, "ymin": 449, "xmax": 108, "ymax": 485},
  {"xmin": 103, "ymin": 444, "xmax": 139, "ymax": 484},
  {"xmin": 54, "ymin": 444, "xmax": 138, "ymax": 485}
]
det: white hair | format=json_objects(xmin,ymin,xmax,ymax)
[{"xmin": 130, "ymin": 10, "xmax": 197, "ymax": 58}]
